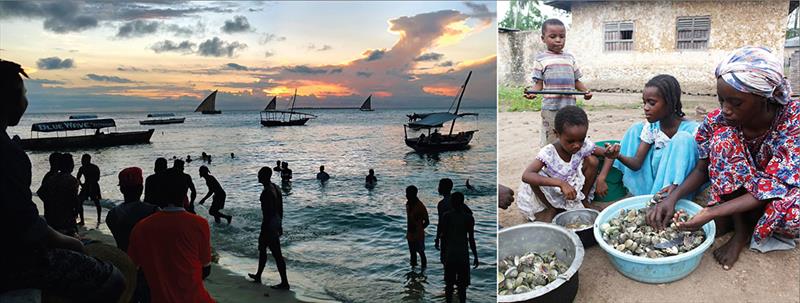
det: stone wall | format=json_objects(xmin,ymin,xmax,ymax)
[
  {"xmin": 563, "ymin": 1, "xmax": 788, "ymax": 95},
  {"xmin": 791, "ymin": 50, "xmax": 800, "ymax": 94},
  {"xmin": 498, "ymin": 30, "xmax": 546, "ymax": 86}
]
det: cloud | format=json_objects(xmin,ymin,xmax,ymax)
[
  {"xmin": 221, "ymin": 15, "xmax": 252, "ymax": 33},
  {"xmin": 437, "ymin": 60, "xmax": 454, "ymax": 67},
  {"xmin": 150, "ymin": 40, "xmax": 196, "ymax": 54},
  {"xmin": 0, "ymin": 1, "xmax": 99, "ymax": 33},
  {"xmin": 117, "ymin": 65, "xmax": 147, "ymax": 72},
  {"xmin": 36, "ymin": 57, "xmax": 75, "ymax": 70},
  {"xmin": 463, "ymin": 1, "xmax": 495, "ymax": 24},
  {"xmin": 259, "ymin": 33, "xmax": 286, "ymax": 45},
  {"xmin": 165, "ymin": 22, "xmax": 203, "ymax": 36},
  {"xmin": 85, "ymin": 73, "xmax": 136, "ymax": 83},
  {"xmin": 29, "ymin": 79, "xmax": 66, "ymax": 85},
  {"xmin": 284, "ymin": 65, "xmax": 328, "ymax": 74},
  {"xmin": 329, "ymin": 68, "xmax": 343, "ymax": 74},
  {"xmin": 264, "ymin": 50, "xmax": 275, "ymax": 57},
  {"xmin": 197, "ymin": 37, "xmax": 247, "ymax": 57},
  {"xmin": 114, "ymin": 4, "xmax": 233, "ymax": 20},
  {"xmin": 116, "ymin": 20, "xmax": 159, "ymax": 38},
  {"xmin": 363, "ymin": 49, "xmax": 386, "ymax": 61},
  {"xmin": 224, "ymin": 63, "xmax": 248, "ymax": 71},
  {"xmin": 307, "ymin": 44, "xmax": 333, "ymax": 52},
  {"xmin": 414, "ymin": 52, "xmax": 444, "ymax": 62},
  {"xmin": 356, "ymin": 71, "xmax": 373, "ymax": 78}
]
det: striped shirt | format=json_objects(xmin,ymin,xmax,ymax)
[{"xmin": 532, "ymin": 50, "xmax": 582, "ymax": 110}]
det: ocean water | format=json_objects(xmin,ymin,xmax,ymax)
[{"xmin": 9, "ymin": 108, "xmax": 497, "ymax": 303}]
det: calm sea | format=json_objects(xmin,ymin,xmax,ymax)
[{"xmin": 9, "ymin": 108, "xmax": 497, "ymax": 303}]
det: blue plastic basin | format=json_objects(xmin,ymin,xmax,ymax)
[{"xmin": 592, "ymin": 195, "xmax": 716, "ymax": 284}]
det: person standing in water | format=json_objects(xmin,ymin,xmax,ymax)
[
  {"xmin": 198, "ymin": 166, "xmax": 232, "ymax": 224},
  {"xmin": 440, "ymin": 192, "xmax": 478, "ymax": 303},
  {"xmin": 273, "ymin": 160, "xmax": 282, "ymax": 173},
  {"xmin": 316, "ymin": 165, "xmax": 330, "ymax": 183},
  {"xmin": 405, "ymin": 185, "xmax": 429, "ymax": 269},
  {"xmin": 365, "ymin": 169, "xmax": 377, "ymax": 188},
  {"xmin": 77, "ymin": 153, "xmax": 102, "ymax": 225},
  {"xmin": 248, "ymin": 167, "xmax": 290, "ymax": 290},
  {"xmin": 280, "ymin": 162, "xmax": 292, "ymax": 183}
]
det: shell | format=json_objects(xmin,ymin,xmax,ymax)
[{"xmin": 601, "ymin": 207, "xmax": 706, "ymax": 259}]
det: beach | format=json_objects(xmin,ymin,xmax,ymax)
[
  {"xmin": 498, "ymin": 92, "xmax": 800, "ymax": 302},
  {"xmin": 12, "ymin": 108, "xmax": 497, "ymax": 303}
]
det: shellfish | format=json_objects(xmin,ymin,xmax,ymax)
[
  {"xmin": 497, "ymin": 251, "xmax": 568, "ymax": 295},
  {"xmin": 600, "ymin": 208, "xmax": 706, "ymax": 258}
]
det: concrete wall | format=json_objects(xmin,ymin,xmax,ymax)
[
  {"xmin": 564, "ymin": 1, "xmax": 789, "ymax": 95},
  {"xmin": 498, "ymin": 30, "xmax": 546, "ymax": 86},
  {"xmin": 791, "ymin": 51, "xmax": 800, "ymax": 93}
]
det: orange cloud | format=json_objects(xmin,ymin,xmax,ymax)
[
  {"xmin": 101, "ymin": 89, "xmax": 202, "ymax": 100},
  {"xmin": 266, "ymin": 80, "xmax": 355, "ymax": 98},
  {"xmin": 373, "ymin": 91, "xmax": 392, "ymax": 98},
  {"xmin": 422, "ymin": 85, "xmax": 459, "ymax": 96}
]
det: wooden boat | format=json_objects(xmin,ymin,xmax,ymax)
[
  {"xmin": 139, "ymin": 113, "xmax": 185, "ymax": 125},
  {"xmin": 19, "ymin": 118, "xmax": 154, "ymax": 150},
  {"xmin": 404, "ymin": 71, "xmax": 478, "ymax": 153},
  {"xmin": 195, "ymin": 90, "xmax": 221, "ymax": 114},
  {"xmin": 260, "ymin": 90, "xmax": 317, "ymax": 127},
  {"xmin": 69, "ymin": 114, "xmax": 97, "ymax": 119},
  {"xmin": 359, "ymin": 95, "xmax": 374, "ymax": 111}
]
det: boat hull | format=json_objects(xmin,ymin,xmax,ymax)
[
  {"xmin": 260, "ymin": 118, "xmax": 310, "ymax": 127},
  {"xmin": 202, "ymin": 110, "xmax": 222, "ymax": 114},
  {"xmin": 139, "ymin": 118, "xmax": 185, "ymax": 125},
  {"xmin": 359, "ymin": 109, "xmax": 374, "ymax": 112},
  {"xmin": 20, "ymin": 129, "xmax": 155, "ymax": 150},
  {"xmin": 405, "ymin": 131, "xmax": 475, "ymax": 152}
]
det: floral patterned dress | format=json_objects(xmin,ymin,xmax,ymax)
[
  {"xmin": 696, "ymin": 100, "xmax": 800, "ymax": 245},
  {"xmin": 517, "ymin": 138, "xmax": 596, "ymax": 219}
]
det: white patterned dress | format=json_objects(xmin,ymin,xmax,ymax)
[{"xmin": 517, "ymin": 138, "xmax": 596, "ymax": 221}]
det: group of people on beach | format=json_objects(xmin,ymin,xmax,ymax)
[{"xmin": 505, "ymin": 18, "xmax": 799, "ymax": 270}]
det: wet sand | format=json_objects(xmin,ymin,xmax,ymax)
[{"xmin": 498, "ymin": 93, "xmax": 800, "ymax": 303}]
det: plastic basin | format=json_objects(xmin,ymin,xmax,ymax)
[
  {"xmin": 592, "ymin": 195, "xmax": 716, "ymax": 283},
  {"xmin": 498, "ymin": 223, "xmax": 584, "ymax": 303}
]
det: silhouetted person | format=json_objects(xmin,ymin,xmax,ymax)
[
  {"xmin": 365, "ymin": 169, "xmax": 377, "ymax": 188},
  {"xmin": 38, "ymin": 152, "xmax": 61, "ymax": 188},
  {"xmin": 207, "ymin": 155, "xmax": 212, "ymax": 164},
  {"xmin": 280, "ymin": 162, "xmax": 292, "ymax": 183},
  {"xmin": 316, "ymin": 165, "xmax": 330, "ymax": 182},
  {"xmin": 498, "ymin": 184, "xmax": 514, "ymax": 210},
  {"xmin": 435, "ymin": 178, "xmax": 454, "ymax": 264},
  {"xmin": 144, "ymin": 158, "xmax": 168, "ymax": 207},
  {"xmin": 127, "ymin": 169, "xmax": 214, "ymax": 303},
  {"xmin": 1, "ymin": 59, "xmax": 124, "ymax": 302},
  {"xmin": 198, "ymin": 166, "xmax": 232, "ymax": 224},
  {"xmin": 465, "ymin": 178, "xmax": 475, "ymax": 191},
  {"xmin": 274, "ymin": 160, "xmax": 282, "ymax": 173},
  {"xmin": 186, "ymin": 155, "xmax": 192, "ymax": 163},
  {"xmin": 106, "ymin": 167, "xmax": 158, "ymax": 302},
  {"xmin": 440, "ymin": 192, "xmax": 478, "ymax": 303},
  {"xmin": 77, "ymin": 153, "xmax": 102, "ymax": 225},
  {"xmin": 230, "ymin": 153, "xmax": 235, "ymax": 159},
  {"xmin": 248, "ymin": 167, "xmax": 290, "ymax": 290},
  {"xmin": 201, "ymin": 152, "xmax": 208, "ymax": 163},
  {"xmin": 39, "ymin": 153, "xmax": 80, "ymax": 236},
  {"xmin": 172, "ymin": 159, "xmax": 197, "ymax": 214},
  {"xmin": 405, "ymin": 185, "xmax": 429, "ymax": 269}
]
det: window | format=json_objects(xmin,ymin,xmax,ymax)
[
  {"xmin": 676, "ymin": 16, "xmax": 710, "ymax": 50},
  {"xmin": 604, "ymin": 21, "xmax": 634, "ymax": 51}
]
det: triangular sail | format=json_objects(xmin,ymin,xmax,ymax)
[
  {"xmin": 360, "ymin": 95, "xmax": 372, "ymax": 110},
  {"xmin": 195, "ymin": 90, "xmax": 218, "ymax": 112},
  {"xmin": 265, "ymin": 96, "xmax": 277, "ymax": 111}
]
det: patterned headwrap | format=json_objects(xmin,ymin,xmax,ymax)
[{"xmin": 715, "ymin": 46, "xmax": 791, "ymax": 105}]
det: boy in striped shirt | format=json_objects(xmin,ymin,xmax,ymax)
[{"xmin": 524, "ymin": 18, "xmax": 592, "ymax": 146}]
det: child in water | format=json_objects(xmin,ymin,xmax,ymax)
[{"xmin": 517, "ymin": 106, "xmax": 613, "ymax": 222}]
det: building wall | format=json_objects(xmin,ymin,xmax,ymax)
[
  {"xmin": 567, "ymin": 1, "xmax": 788, "ymax": 94},
  {"xmin": 498, "ymin": 30, "xmax": 546, "ymax": 86}
]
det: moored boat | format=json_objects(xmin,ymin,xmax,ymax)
[
  {"xmin": 139, "ymin": 113, "xmax": 185, "ymax": 125},
  {"xmin": 19, "ymin": 118, "xmax": 154, "ymax": 150},
  {"xmin": 260, "ymin": 90, "xmax": 317, "ymax": 127},
  {"xmin": 359, "ymin": 95, "xmax": 374, "ymax": 111}
]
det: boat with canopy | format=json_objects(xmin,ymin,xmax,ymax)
[
  {"xmin": 19, "ymin": 118, "xmax": 154, "ymax": 150},
  {"xmin": 260, "ymin": 90, "xmax": 317, "ymax": 127}
]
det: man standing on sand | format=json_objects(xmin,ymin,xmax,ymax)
[
  {"xmin": 440, "ymin": 192, "xmax": 478, "ymax": 303},
  {"xmin": 405, "ymin": 185, "xmax": 429, "ymax": 269},
  {"xmin": 248, "ymin": 167, "xmax": 290, "ymax": 290},
  {"xmin": 77, "ymin": 153, "xmax": 102, "ymax": 225},
  {"xmin": 144, "ymin": 158, "xmax": 168, "ymax": 207},
  {"xmin": 198, "ymin": 165, "xmax": 232, "ymax": 224},
  {"xmin": 128, "ymin": 169, "xmax": 214, "ymax": 303}
]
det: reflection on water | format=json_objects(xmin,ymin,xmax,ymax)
[{"xmin": 10, "ymin": 108, "xmax": 496, "ymax": 302}]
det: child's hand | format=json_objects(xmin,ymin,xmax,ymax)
[
  {"xmin": 596, "ymin": 178, "xmax": 608, "ymax": 198},
  {"xmin": 604, "ymin": 143, "xmax": 621, "ymax": 159},
  {"xmin": 583, "ymin": 91, "xmax": 593, "ymax": 100},
  {"xmin": 523, "ymin": 92, "xmax": 537, "ymax": 100},
  {"xmin": 559, "ymin": 182, "xmax": 577, "ymax": 200}
]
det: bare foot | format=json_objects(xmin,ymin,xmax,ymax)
[
  {"xmin": 713, "ymin": 231, "xmax": 749, "ymax": 270},
  {"xmin": 248, "ymin": 273, "xmax": 261, "ymax": 283},
  {"xmin": 534, "ymin": 208, "xmax": 557, "ymax": 222}
]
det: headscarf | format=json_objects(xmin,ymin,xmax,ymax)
[{"xmin": 715, "ymin": 46, "xmax": 791, "ymax": 105}]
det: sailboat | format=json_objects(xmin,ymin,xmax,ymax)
[
  {"xmin": 195, "ymin": 90, "xmax": 221, "ymax": 114},
  {"xmin": 403, "ymin": 71, "xmax": 478, "ymax": 152},
  {"xmin": 259, "ymin": 90, "xmax": 317, "ymax": 127},
  {"xmin": 359, "ymin": 95, "xmax": 374, "ymax": 111}
]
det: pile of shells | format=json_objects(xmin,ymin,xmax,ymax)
[
  {"xmin": 600, "ymin": 207, "xmax": 705, "ymax": 258},
  {"xmin": 497, "ymin": 251, "xmax": 568, "ymax": 295}
]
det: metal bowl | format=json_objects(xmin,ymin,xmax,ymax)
[
  {"xmin": 498, "ymin": 222, "xmax": 584, "ymax": 303},
  {"xmin": 553, "ymin": 209, "xmax": 600, "ymax": 248}
]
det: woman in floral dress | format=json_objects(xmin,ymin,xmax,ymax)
[{"xmin": 649, "ymin": 46, "xmax": 800, "ymax": 270}]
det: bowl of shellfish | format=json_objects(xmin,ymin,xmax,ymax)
[
  {"xmin": 498, "ymin": 222, "xmax": 583, "ymax": 303},
  {"xmin": 592, "ymin": 194, "xmax": 716, "ymax": 284},
  {"xmin": 552, "ymin": 208, "xmax": 599, "ymax": 248}
]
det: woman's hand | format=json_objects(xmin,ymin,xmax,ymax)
[
  {"xmin": 647, "ymin": 196, "xmax": 676, "ymax": 229},
  {"xmin": 560, "ymin": 181, "xmax": 577, "ymax": 201},
  {"xmin": 676, "ymin": 208, "xmax": 714, "ymax": 231},
  {"xmin": 658, "ymin": 184, "xmax": 677, "ymax": 197}
]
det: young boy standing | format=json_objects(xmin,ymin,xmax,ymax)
[{"xmin": 524, "ymin": 18, "xmax": 592, "ymax": 147}]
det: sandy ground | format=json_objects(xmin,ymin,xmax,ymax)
[
  {"xmin": 498, "ymin": 93, "xmax": 800, "ymax": 303},
  {"xmin": 31, "ymin": 197, "xmax": 312, "ymax": 303}
]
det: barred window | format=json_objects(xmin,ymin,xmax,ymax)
[
  {"xmin": 604, "ymin": 21, "xmax": 634, "ymax": 51},
  {"xmin": 676, "ymin": 16, "xmax": 710, "ymax": 50}
]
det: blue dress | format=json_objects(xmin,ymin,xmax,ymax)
[{"xmin": 613, "ymin": 120, "xmax": 700, "ymax": 199}]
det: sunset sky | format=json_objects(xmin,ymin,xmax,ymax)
[{"xmin": 0, "ymin": 1, "xmax": 497, "ymax": 113}]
